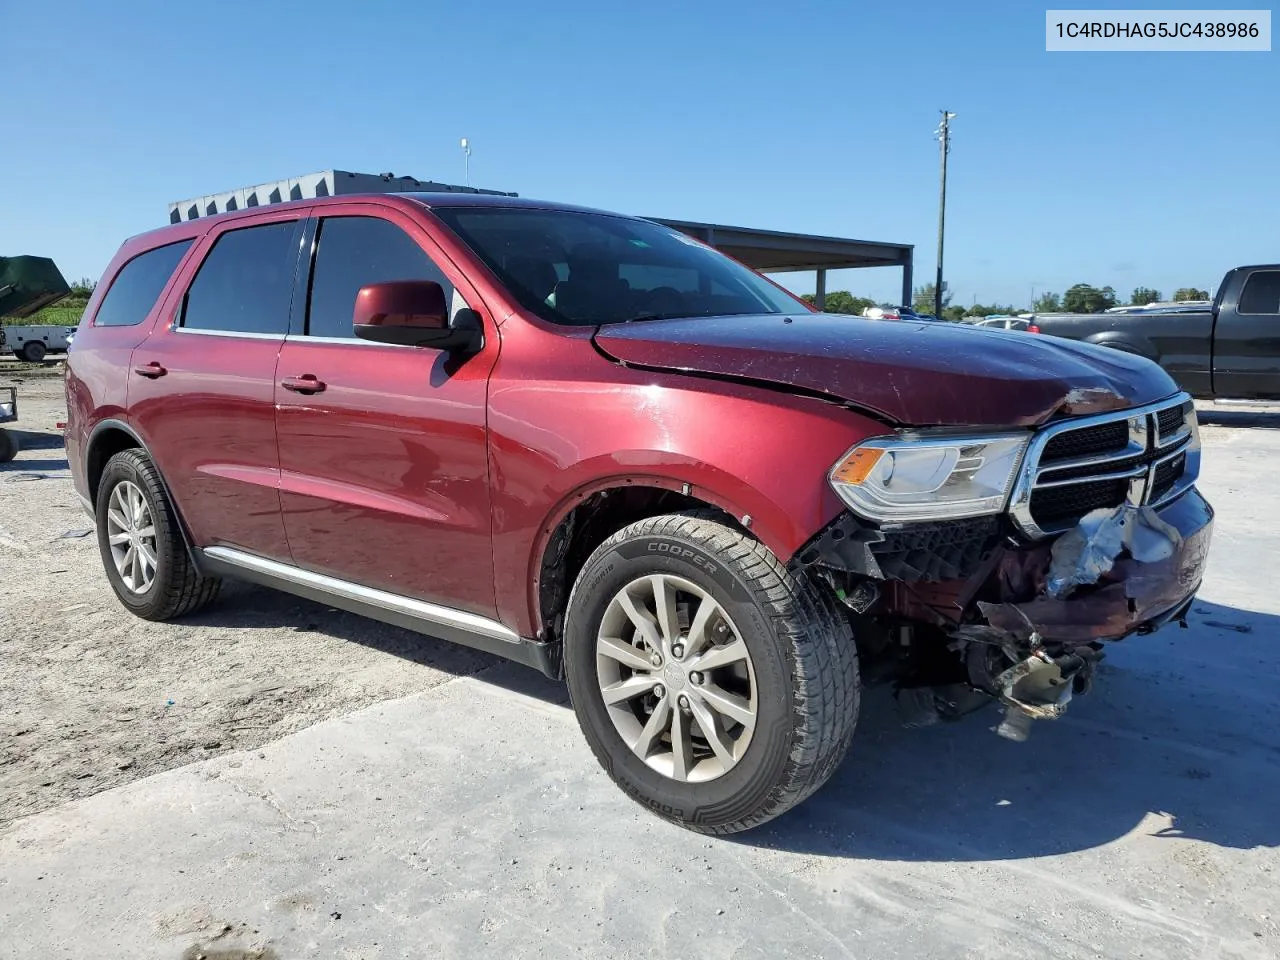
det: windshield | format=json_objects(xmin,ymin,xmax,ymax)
[{"xmin": 430, "ymin": 207, "xmax": 806, "ymax": 326}]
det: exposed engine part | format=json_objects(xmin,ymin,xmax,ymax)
[
  {"xmin": 991, "ymin": 649, "xmax": 1075, "ymax": 721},
  {"xmin": 995, "ymin": 709, "xmax": 1035, "ymax": 742},
  {"xmin": 895, "ymin": 683, "xmax": 994, "ymax": 728},
  {"xmin": 954, "ymin": 623, "xmax": 1106, "ymax": 740},
  {"xmin": 837, "ymin": 579, "xmax": 879, "ymax": 614},
  {"xmin": 896, "ymin": 687, "xmax": 943, "ymax": 728}
]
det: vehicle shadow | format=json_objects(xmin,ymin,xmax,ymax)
[
  {"xmin": 1197, "ymin": 408, "xmax": 1280, "ymax": 429},
  {"xmin": 186, "ymin": 579, "xmax": 1279, "ymax": 861},
  {"xmin": 179, "ymin": 579, "xmax": 568, "ymax": 706},
  {"xmin": 0, "ymin": 429, "xmax": 70, "ymax": 473},
  {"xmin": 739, "ymin": 598, "xmax": 1280, "ymax": 861},
  {"xmin": 16, "ymin": 431, "xmax": 66, "ymax": 451},
  {"xmin": 0, "ymin": 458, "xmax": 68, "ymax": 472}
]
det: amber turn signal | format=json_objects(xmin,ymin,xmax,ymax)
[{"xmin": 831, "ymin": 448, "xmax": 884, "ymax": 485}]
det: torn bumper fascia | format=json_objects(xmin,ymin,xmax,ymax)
[
  {"xmin": 796, "ymin": 488, "xmax": 1213, "ymax": 646},
  {"xmin": 980, "ymin": 490, "xmax": 1214, "ymax": 645}
]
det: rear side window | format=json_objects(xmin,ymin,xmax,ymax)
[
  {"xmin": 307, "ymin": 216, "xmax": 456, "ymax": 339},
  {"xmin": 1238, "ymin": 271, "xmax": 1280, "ymax": 315},
  {"xmin": 94, "ymin": 240, "xmax": 193, "ymax": 327},
  {"xmin": 181, "ymin": 222, "xmax": 299, "ymax": 335}
]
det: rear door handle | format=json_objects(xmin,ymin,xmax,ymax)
[
  {"xmin": 133, "ymin": 362, "xmax": 167, "ymax": 379},
  {"xmin": 280, "ymin": 374, "xmax": 326, "ymax": 394}
]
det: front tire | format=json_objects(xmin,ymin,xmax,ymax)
[
  {"xmin": 564, "ymin": 513, "xmax": 860, "ymax": 834},
  {"xmin": 95, "ymin": 449, "xmax": 221, "ymax": 620}
]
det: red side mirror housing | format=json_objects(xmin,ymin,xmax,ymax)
[{"xmin": 353, "ymin": 281, "xmax": 481, "ymax": 351}]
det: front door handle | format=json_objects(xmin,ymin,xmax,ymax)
[
  {"xmin": 280, "ymin": 374, "xmax": 326, "ymax": 395},
  {"xmin": 133, "ymin": 362, "xmax": 167, "ymax": 379}
]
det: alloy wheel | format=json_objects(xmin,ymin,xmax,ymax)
[
  {"xmin": 595, "ymin": 574, "xmax": 757, "ymax": 782},
  {"xmin": 105, "ymin": 480, "xmax": 158, "ymax": 594}
]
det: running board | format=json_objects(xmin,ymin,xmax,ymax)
[{"xmin": 199, "ymin": 546, "xmax": 561, "ymax": 679}]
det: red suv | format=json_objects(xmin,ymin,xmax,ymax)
[{"xmin": 67, "ymin": 193, "xmax": 1213, "ymax": 833}]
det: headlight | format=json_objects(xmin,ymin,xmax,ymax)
[{"xmin": 829, "ymin": 433, "xmax": 1029, "ymax": 522}]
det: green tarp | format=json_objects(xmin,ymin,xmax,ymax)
[{"xmin": 0, "ymin": 256, "xmax": 70, "ymax": 318}]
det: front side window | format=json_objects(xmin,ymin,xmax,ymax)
[
  {"xmin": 94, "ymin": 240, "xmax": 193, "ymax": 327},
  {"xmin": 1238, "ymin": 271, "xmax": 1280, "ymax": 315},
  {"xmin": 307, "ymin": 216, "xmax": 456, "ymax": 339},
  {"xmin": 181, "ymin": 222, "xmax": 299, "ymax": 335},
  {"xmin": 430, "ymin": 207, "xmax": 804, "ymax": 327}
]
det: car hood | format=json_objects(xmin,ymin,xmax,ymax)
[{"xmin": 592, "ymin": 314, "xmax": 1179, "ymax": 427}]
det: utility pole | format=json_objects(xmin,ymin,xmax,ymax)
[
  {"xmin": 934, "ymin": 111, "xmax": 956, "ymax": 320},
  {"xmin": 460, "ymin": 137, "xmax": 472, "ymax": 186}
]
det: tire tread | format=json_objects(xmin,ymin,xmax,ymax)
[
  {"xmin": 100, "ymin": 449, "xmax": 221, "ymax": 620},
  {"xmin": 569, "ymin": 511, "xmax": 860, "ymax": 834}
]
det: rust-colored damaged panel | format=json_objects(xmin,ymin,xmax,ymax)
[{"xmin": 981, "ymin": 491, "xmax": 1214, "ymax": 644}]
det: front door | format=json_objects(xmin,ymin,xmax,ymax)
[
  {"xmin": 128, "ymin": 211, "xmax": 307, "ymax": 561},
  {"xmin": 1214, "ymin": 269, "xmax": 1280, "ymax": 399},
  {"xmin": 274, "ymin": 208, "xmax": 500, "ymax": 618}
]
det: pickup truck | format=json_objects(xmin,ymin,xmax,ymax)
[
  {"xmin": 66, "ymin": 193, "xmax": 1213, "ymax": 834},
  {"xmin": 0, "ymin": 324, "xmax": 77, "ymax": 362},
  {"xmin": 1031, "ymin": 265, "xmax": 1280, "ymax": 400}
]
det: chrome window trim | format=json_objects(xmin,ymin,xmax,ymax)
[
  {"xmin": 203, "ymin": 546, "xmax": 522, "ymax": 644},
  {"xmin": 171, "ymin": 327, "xmax": 286, "ymax": 340},
  {"xmin": 283, "ymin": 334, "xmax": 417, "ymax": 349},
  {"xmin": 1008, "ymin": 393, "xmax": 1199, "ymax": 539}
]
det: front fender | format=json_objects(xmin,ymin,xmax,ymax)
[{"xmin": 487, "ymin": 366, "xmax": 883, "ymax": 637}]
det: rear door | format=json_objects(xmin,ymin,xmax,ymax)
[
  {"xmin": 274, "ymin": 205, "xmax": 500, "ymax": 618},
  {"xmin": 128, "ymin": 209, "xmax": 308, "ymax": 560},
  {"xmin": 1213, "ymin": 269, "xmax": 1280, "ymax": 399},
  {"xmin": 67, "ymin": 237, "xmax": 197, "ymax": 503}
]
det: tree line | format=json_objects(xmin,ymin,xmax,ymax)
[{"xmin": 803, "ymin": 282, "xmax": 1212, "ymax": 320}]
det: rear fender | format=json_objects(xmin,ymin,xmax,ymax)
[
  {"xmin": 84, "ymin": 418, "xmax": 205, "ymax": 575},
  {"xmin": 1084, "ymin": 332, "xmax": 1158, "ymax": 360}
]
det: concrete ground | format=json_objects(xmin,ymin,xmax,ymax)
[{"xmin": 1, "ymin": 369, "xmax": 1278, "ymax": 959}]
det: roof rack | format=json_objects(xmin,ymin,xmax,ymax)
[{"xmin": 168, "ymin": 169, "xmax": 517, "ymax": 223}]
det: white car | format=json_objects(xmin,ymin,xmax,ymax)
[{"xmin": 973, "ymin": 317, "xmax": 1037, "ymax": 332}]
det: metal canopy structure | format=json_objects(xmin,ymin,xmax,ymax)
[
  {"xmin": 650, "ymin": 218, "xmax": 914, "ymax": 309},
  {"xmin": 167, "ymin": 171, "xmax": 914, "ymax": 310}
]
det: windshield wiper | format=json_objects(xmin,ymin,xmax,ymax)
[{"xmin": 622, "ymin": 312, "xmax": 684, "ymax": 323}]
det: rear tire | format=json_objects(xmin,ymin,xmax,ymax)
[
  {"xmin": 564, "ymin": 512, "xmax": 860, "ymax": 834},
  {"xmin": 0, "ymin": 429, "xmax": 16, "ymax": 463},
  {"xmin": 21, "ymin": 341, "xmax": 46, "ymax": 363},
  {"xmin": 95, "ymin": 449, "xmax": 221, "ymax": 620}
]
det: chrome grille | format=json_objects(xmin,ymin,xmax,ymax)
[
  {"xmin": 1041, "ymin": 421, "xmax": 1129, "ymax": 462},
  {"xmin": 1009, "ymin": 394, "xmax": 1199, "ymax": 539}
]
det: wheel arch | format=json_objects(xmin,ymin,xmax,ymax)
[
  {"xmin": 528, "ymin": 471, "xmax": 789, "ymax": 651},
  {"xmin": 86, "ymin": 419, "xmax": 147, "ymax": 507},
  {"xmin": 85, "ymin": 419, "xmax": 202, "ymax": 570},
  {"xmin": 1084, "ymin": 332, "xmax": 1157, "ymax": 359}
]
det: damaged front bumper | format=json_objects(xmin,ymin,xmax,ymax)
[
  {"xmin": 982, "ymin": 489, "xmax": 1213, "ymax": 644},
  {"xmin": 794, "ymin": 487, "xmax": 1214, "ymax": 735}
]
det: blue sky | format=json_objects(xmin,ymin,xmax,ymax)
[{"xmin": 2, "ymin": 0, "xmax": 1275, "ymax": 308}]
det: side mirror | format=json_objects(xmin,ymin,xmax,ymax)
[{"xmin": 353, "ymin": 281, "xmax": 481, "ymax": 351}]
